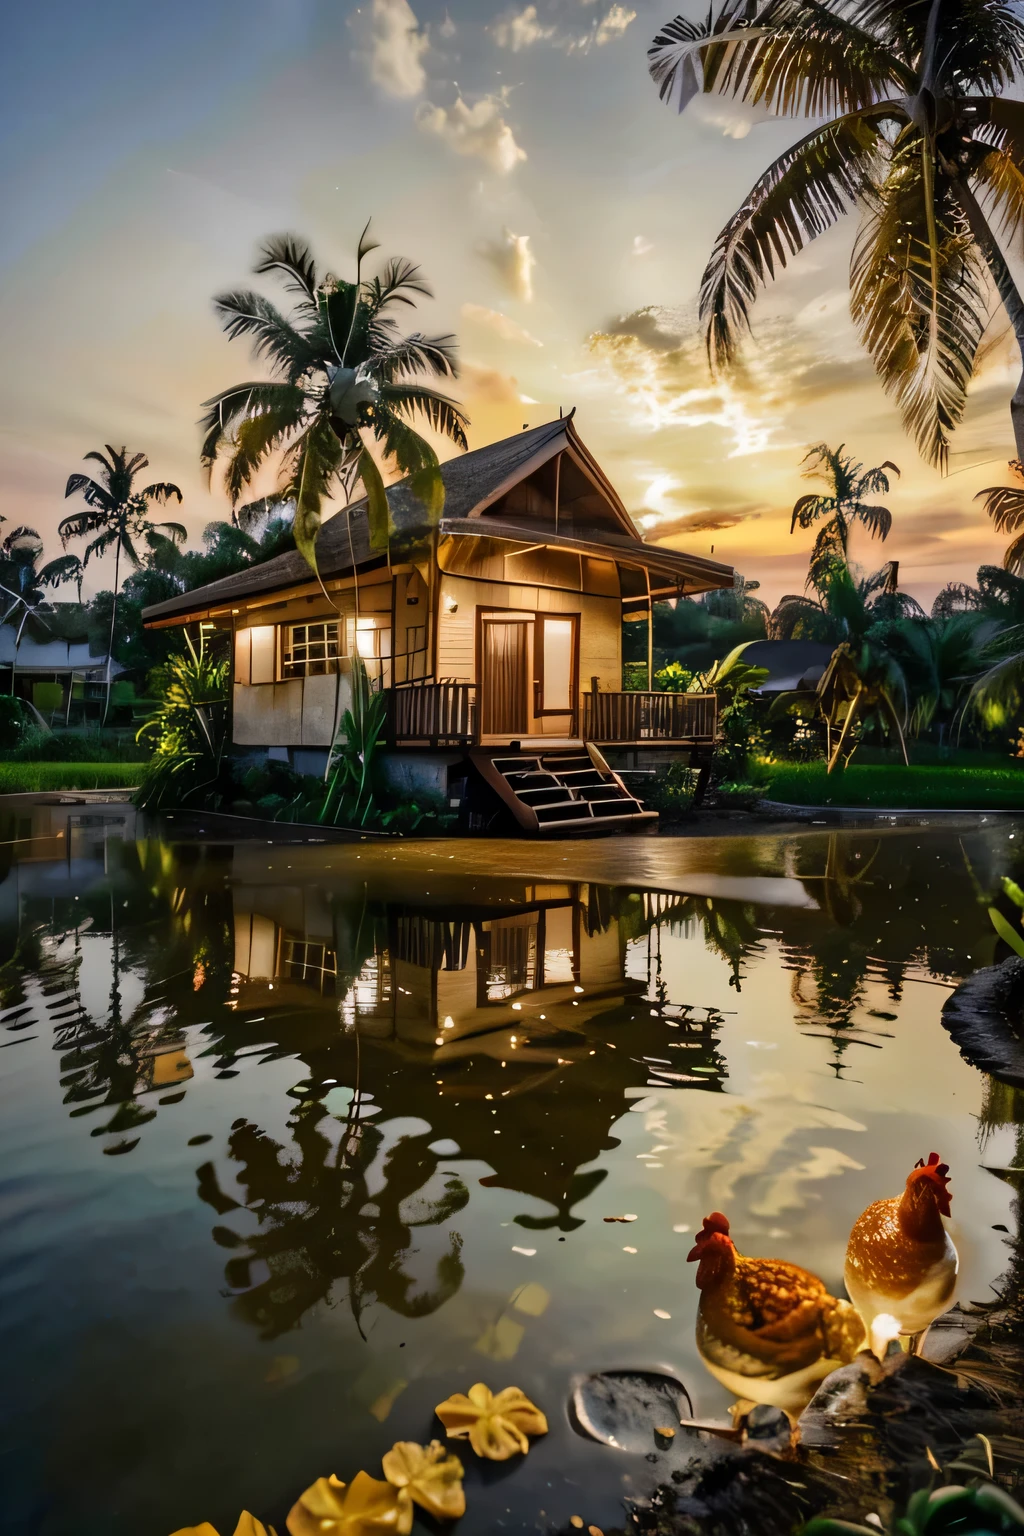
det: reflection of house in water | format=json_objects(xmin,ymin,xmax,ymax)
[{"xmin": 227, "ymin": 874, "xmax": 725, "ymax": 1234}]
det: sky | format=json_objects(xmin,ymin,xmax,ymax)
[{"xmin": 0, "ymin": 0, "xmax": 1019, "ymax": 611}]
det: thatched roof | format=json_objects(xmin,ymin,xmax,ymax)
[{"xmin": 143, "ymin": 417, "xmax": 732, "ymax": 625}]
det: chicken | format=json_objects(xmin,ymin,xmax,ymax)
[
  {"xmin": 687, "ymin": 1211, "xmax": 866, "ymax": 1426},
  {"xmin": 844, "ymin": 1152, "xmax": 958, "ymax": 1355}
]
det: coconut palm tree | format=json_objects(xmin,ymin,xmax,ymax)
[
  {"xmin": 649, "ymin": 0, "xmax": 1024, "ymax": 472},
  {"xmin": 770, "ymin": 560, "xmax": 918, "ymax": 767},
  {"xmin": 791, "ymin": 443, "xmax": 899, "ymax": 588},
  {"xmin": 60, "ymin": 446, "xmax": 184, "ymax": 724},
  {"xmin": 0, "ymin": 528, "xmax": 86, "ymax": 696},
  {"xmin": 879, "ymin": 610, "xmax": 986, "ymax": 740},
  {"xmin": 199, "ymin": 227, "xmax": 469, "ymax": 572}
]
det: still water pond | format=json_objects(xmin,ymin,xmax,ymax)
[{"xmin": 1, "ymin": 810, "xmax": 1021, "ymax": 1536}]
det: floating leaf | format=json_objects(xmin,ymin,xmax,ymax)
[
  {"xmin": 381, "ymin": 1441, "xmax": 465, "ymax": 1522},
  {"xmin": 435, "ymin": 1383, "xmax": 547, "ymax": 1460},
  {"xmin": 287, "ymin": 1472, "xmax": 406, "ymax": 1536}
]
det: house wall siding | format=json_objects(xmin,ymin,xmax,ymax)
[{"xmin": 436, "ymin": 573, "xmax": 620, "ymax": 692}]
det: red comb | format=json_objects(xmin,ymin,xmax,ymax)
[
  {"xmin": 911, "ymin": 1153, "xmax": 952, "ymax": 1215},
  {"xmin": 687, "ymin": 1211, "xmax": 733, "ymax": 1266}
]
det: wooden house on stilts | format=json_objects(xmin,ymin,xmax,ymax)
[{"xmin": 143, "ymin": 416, "xmax": 733, "ymax": 833}]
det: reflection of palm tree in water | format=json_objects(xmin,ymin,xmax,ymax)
[
  {"xmin": 784, "ymin": 835, "xmax": 900, "ymax": 1077},
  {"xmin": 196, "ymin": 1102, "xmax": 468, "ymax": 1339}
]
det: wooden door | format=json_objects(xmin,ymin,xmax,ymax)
[{"xmin": 481, "ymin": 619, "xmax": 529, "ymax": 736}]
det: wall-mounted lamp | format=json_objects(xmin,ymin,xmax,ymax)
[{"xmin": 443, "ymin": 595, "xmax": 459, "ymax": 615}]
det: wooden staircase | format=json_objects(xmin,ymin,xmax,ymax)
[{"xmin": 469, "ymin": 743, "xmax": 657, "ymax": 836}]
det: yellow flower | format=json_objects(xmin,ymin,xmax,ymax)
[
  {"xmin": 286, "ymin": 1471, "xmax": 406, "ymax": 1536},
  {"xmin": 381, "ymin": 1440, "xmax": 466, "ymax": 1523},
  {"xmin": 434, "ymin": 1383, "xmax": 548, "ymax": 1461},
  {"xmin": 170, "ymin": 1517, "xmax": 268, "ymax": 1536}
]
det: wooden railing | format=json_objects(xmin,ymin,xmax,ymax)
[
  {"xmin": 582, "ymin": 690, "xmax": 718, "ymax": 743},
  {"xmin": 388, "ymin": 680, "xmax": 478, "ymax": 747}
]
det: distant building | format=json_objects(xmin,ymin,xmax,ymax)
[
  {"xmin": 742, "ymin": 640, "xmax": 834, "ymax": 695},
  {"xmin": 0, "ymin": 607, "xmax": 122, "ymax": 721}
]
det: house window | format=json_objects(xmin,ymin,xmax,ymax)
[
  {"xmin": 282, "ymin": 938, "xmax": 338, "ymax": 995},
  {"xmin": 351, "ymin": 617, "xmax": 392, "ymax": 687},
  {"xmin": 281, "ymin": 621, "xmax": 341, "ymax": 678}
]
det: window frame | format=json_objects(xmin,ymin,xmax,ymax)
[
  {"xmin": 280, "ymin": 619, "xmax": 343, "ymax": 680},
  {"xmin": 534, "ymin": 612, "xmax": 579, "ymax": 716}
]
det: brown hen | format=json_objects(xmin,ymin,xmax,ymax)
[{"xmin": 688, "ymin": 1211, "xmax": 866, "ymax": 1425}]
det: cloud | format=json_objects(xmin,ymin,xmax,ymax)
[
  {"xmin": 585, "ymin": 306, "xmax": 782, "ymax": 457},
  {"xmin": 689, "ymin": 96, "xmax": 760, "ymax": 139},
  {"xmin": 492, "ymin": 1, "xmax": 636, "ymax": 53},
  {"xmin": 594, "ymin": 4, "xmax": 636, "ymax": 44},
  {"xmin": 367, "ymin": 0, "xmax": 429, "ymax": 99},
  {"xmin": 458, "ymin": 363, "xmax": 524, "ymax": 403},
  {"xmin": 631, "ymin": 235, "xmax": 653, "ymax": 257},
  {"xmin": 416, "ymin": 96, "xmax": 527, "ymax": 174},
  {"xmin": 492, "ymin": 5, "xmax": 555, "ymax": 50},
  {"xmin": 461, "ymin": 303, "xmax": 543, "ymax": 346},
  {"xmin": 478, "ymin": 228, "xmax": 537, "ymax": 301}
]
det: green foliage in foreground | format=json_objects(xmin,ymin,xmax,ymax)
[
  {"xmin": 760, "ymin": 761, "xmax": 1024, "ymax": 809},
  {"xmin": 0, "ymin": 763, "xmax": 146, "ymax": 794}
]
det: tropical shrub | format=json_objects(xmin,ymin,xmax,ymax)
[
  {"xmin": 642, "ymin": 761, "xmax": 701, "ymax": 821},
  {"xmin": 0, "ymin": 696, "xmax": 31, "ymax": 753},
  {"xmin": 135, "ymin": 633, "xmax": 230, "ymax": 811}
]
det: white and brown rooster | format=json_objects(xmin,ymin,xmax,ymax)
[
  {"xmin": 687, "ymin": 1211, "xmax": 866, "ymax": 1427},
  {"xmin": 844, "ymin": 1152, "xmax": 958, "ymax": 1355}
]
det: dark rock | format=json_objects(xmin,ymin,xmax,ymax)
[
  {"xmin": 941, "ymin": 957, "xmax": 1024, "ymax": 1088},
  {"xmin": 570, "ymin": 1370, "xmax": 694, "ymax": 1454}
]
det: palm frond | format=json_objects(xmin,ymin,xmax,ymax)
[
  {"xmin": 36, "ymin": 555, "xmax": 82, "ymax": 590},
  {"xmin": 1002, "ymin": 529, "xmax": 1024, "ymax": 574},
  {"xmin": 854, "ymin": 503, "xmax": 892, "ymax": 539},
  {"xmin": 152, "ymin": 520, "xmax": 187, "ymax": 545},
  {"xmin": 140, "ymin": 481, "xmax": 182, "ymax": 505},
  {"xmin": 223, "ymin": 405, "xmax": 304, "ymax": 507},
  {"xmin": 383, "ymin": 385, "xmax": 470, "ymax": 451},
  {"xmin": 211, "ymin": 290, "xmax": 319, "ymax": 378},
  {"xmin": 372, "ymin": 333, "xmax": 459, "ymax": 381},
  {"xmin": 281, "ymin": 418, "xmax": 346, "ymax": 572},
  {"xmin": 64, "ymin": 474, "xmax": 110, "ymax": 509},
  {"xmin": 198, "ymin": 381, "xmax": 307, "ymax": 472},
  {"xmin": 363, "ymin": 256, "xmax": 433, "ymax": 314},
  {"xmin": 857, "ymin": 460, "xmax": 900, "ymax": 493},
  {"xmin": 82, "ymin": 529, "xmax": 120, "ymax": 566},
  {"xmin": 768, "ymin": 591, "xmax": 827, "ymax": 639},
  {"xmin": 58, "ymin": 509, "xmax": 104, "ymax": 545},
  {"xmin": 976, "ymin": 483, "xmax": 1024, "ymax": 533},
  {"xmin": 357, "ymin": 446, "xmax": 393, "ymax": 553},
  {"xmin": 253, "ymin": 234, "xmax": 319, "ymax": 308},
  {"xmin": 791, "ymin": 492, "xmax": 835, "ymax": 531},
  {"xmin": 650, "ymin": 0, "xmax": 912, "ymax": 118},
  {"xmin": 970, "ymin": 102, "xmax": 1024, "ymax": 243},
  {"xmin": 701, "ymin": 108, "xmax": 891, "ymax": 367},
  {"xmin": 379, "ymin": 415, "xmax": 445, "ymax": 527},
  {"xmin": 851, "ymin": 154, "xmax": 988, "ymax": 470},
  {"xmin": 848, "ymin": 1, "xmax": 1024, "ymax": 92},
  {"xmin": 81, "ymin": 448, "xmax": 119, "ymax": 480}
]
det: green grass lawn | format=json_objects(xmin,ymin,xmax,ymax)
[
  {"xmin": 759, "ymin": 760, "xmax": 1024, "ymax": 809},
  {"xmin": 0, "ymin": 762, "xmax": 146, "ymax": 794}
]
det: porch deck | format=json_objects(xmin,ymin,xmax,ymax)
[{"xmin": 386, "ymin": 680, "xmax": 718, "ymax": 749}]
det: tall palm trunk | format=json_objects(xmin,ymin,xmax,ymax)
[
  {"xmin": 102, "ymin": 535, "xmax": 122, "ymax": 728},
  {"xmin": 954, "ymin": 177, "xmax": 1024, "ymax": 465}
]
